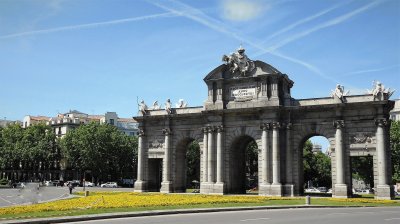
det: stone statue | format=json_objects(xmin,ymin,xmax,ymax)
[
  {"xmin": 152, "ymin": 101, "xmax": 161, "ymax": 110},
  {"xmin": 176, "ymin": 99, "xmax": 188, "ymax": 108},
  {"xmin": 165, "ymin": 99, "xmax": 172, "ymax": 114},
  {"xmin": 368, "ymin": 81, "xmax": 395, "ymax": 101},
  {"xmin": 331, "ymin": 84, "xmax": 349, "ymax": 102},
  {"xmin": 139, "ymin": 100, "xmax": 148, "ymax": 115},
  {"xmin": 222, "ymin": 45, "xmax": 255, "ymax": 77}
]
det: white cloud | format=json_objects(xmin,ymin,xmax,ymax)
[{"xmin": 221, "ymin": 0, "xmax": 267, "ymax": 21}]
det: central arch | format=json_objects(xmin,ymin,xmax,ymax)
[{"xmin": 227, "ymin": 135, "xmax": 259, "ymax": 194}]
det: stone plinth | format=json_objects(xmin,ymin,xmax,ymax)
[
  {"xmin": 375, "ymin": 185, "xmax": 394, "ymax": 200},
  {"xmin": 283, "ymin": 184, "xmax": 294, "ymax": 196},
  {"xmin": 160, "ymin": 181, "xmax": 173, "ymax": 193},
  {"xmin": 270, "ymin": 184, "xmax": 283, "ymax": 196},
  {"xmin": 259, "ymin": 184, "xmax": 271, "ymax": 195},
  {"xmin": 134, "ymin": 180, "xmax": 148, "ymax": 192},
  {"xmin": 333, "ymin": 184, "xmax": 348, "ymax": 198}
]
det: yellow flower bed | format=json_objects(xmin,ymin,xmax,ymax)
[
  {"xmin": 328, "ymin": 198, "xmax": 396, "ymax": 204},
  {"xmin": 0, "ymin": 193, "xmax": 294, "ymax": 216}
]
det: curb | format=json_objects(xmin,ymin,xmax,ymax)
[{"xmin": 0, "ymin": 205, "xmax": 358, "ymax": 224}]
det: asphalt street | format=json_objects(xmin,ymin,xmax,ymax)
[
  {"xmin": 68, "ymin": 207, "xmax": 400, "ymax": 224},
  {"xmin": 0, "ymin": 184, "xmax": 71, "ymax": 207},
  {"xmin": 0, "ymin": 185, "xmax": 134, "ymax": 207}
]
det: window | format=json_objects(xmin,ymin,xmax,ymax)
[{"xmin": 110, "ymin": 119, "xmax": 114, "ymax": 125}]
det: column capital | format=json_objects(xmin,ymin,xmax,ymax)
[
  {"xmin": 375, "ymin": 118, "xmax": 388, "ymax": 127},
  {"xmin": 333, "ymin": 120, "xmax": 345, "ymax": 129},
  {"xmin": 260, "ymin": 123, "xmax": 270, "ymax": 131},
  {"xmin": 162, "ymin": 128, "xmax": 172, "ymax": 135},
  {"xmin": 138, "ymin": 129, "xmax": 145, "ymax": 137},
  {"xmin": 202, "ymin": 127, "xmax": 209, "ymax": 133},
  {"xmin": 207, "ymin": 126, "xmax": 215, "ymax": 132},
  {"xmin": 272, "ymin": 122, "xmax": 281, "ymax": 129},
  {"xmin": 216, "ymin": 125, "xmax": 224, "ymax": 133}
]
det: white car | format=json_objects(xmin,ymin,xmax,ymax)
[
  {"xmin": 44, "ymin": 181, "xmax": 53, "ymax": 186},
  {"xmin": 100, "ymin": 182, "xmax": 118, "ymax": 188},
  {"xmin": 83, "ymin": 181, "xmax": 94, "ymax": 187},
  {"xmin": 305, "ymin": 188, "xmax": 320, "ymax": 193}
]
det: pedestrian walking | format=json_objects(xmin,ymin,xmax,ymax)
[{"xmin": 68, "ymin": 183, "xmax": 74, "ymax": 194}]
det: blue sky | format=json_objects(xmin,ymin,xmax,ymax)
[{"xmin": 1, "ymin": 0, "xmax": 399, "ymax": 149}]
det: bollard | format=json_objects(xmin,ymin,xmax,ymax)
[
  {"xmin": 85, "ymin": 190, "xmax": 89, "ymax": 197},
  {"xmin": 305, "ymin": 195, "xmax": 311, "ymax": 205}
]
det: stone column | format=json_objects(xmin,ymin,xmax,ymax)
[
  {"xmin": 216, "ymin": 126, "xmax": 224, "ymax": 184},
  {"xmin": 207, "ymin": 127, "xmax": 215, "ymax": 183},
  {"xmin": 272, "ymin": 122, "xmax": 281, "ymax": 184},
  {"xmin": 134, "ymin": 129, "xmax": 147, "ymax": 192},
  {"xmin": 202, "ymin": 127, "xmax": 208, "ymax": 183},
  {"xmin": 161, "ymin": 128, "xmax": 173, "ymax": 192},
  {"xmin": 259, "ymin": 123, "xmax": 271, "ymax": 195},
  {"xmin": 271, "ymin": 122, "xmax": 282, "ymax": 196},
  {"xmin": 215, "ymin": 126, "xmax": 225, "ymax": 194},
  {"xmin": 333, "ymin": 120, "xmax": 348, "ymax": 198},
  {"xmin": 375, "ymin": 118, "xmax": 392, "ymax": 199},
  {"xmin": 284, "ymin": 123, "xmax": 294, "ymax": 196},
  {"xmin": 261, "ymin": 123, "xmax": 270, "ymax": 184}
]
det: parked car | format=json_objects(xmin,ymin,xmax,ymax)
[
  {"xmin": 44, "ymin": 181, "xmax": 54, "ymax": 186},
  {"xmin": 83, "ymin": 181, "xmax": 94, "ymax": 187},
  {"xmin": 12, "ymin": 182, "xmax": 25, "ymax": 188},
  {"xmin": 64, "ymin": 180, "xmax": 80, "ymax": 187},
  {"xmin": 101, "ymin": 182, "xmax": 118, "ymax": 188},
  {"xmin": 52, "ymin": 180, "xmax": 64, "ymax": 187},
  {"xmin": 305, "ymin": 187, "xmax": 320, "ymax": 193}
]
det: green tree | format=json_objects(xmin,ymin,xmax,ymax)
[
  {"xmin": 186, "ymin": 141, "xmax": 200, "ymax": 188},
  {"xmin": 303, "ymin": 140, "xmax": 331, "ymax": 188},
  {"xmin": 21, "ymin": 123, "xmax": 58, "ymax": 175},
  {"xmin": 0, "ymin": 123, "xmax": 24, "ymax": 172},
  {"xmin": 351, "ymin": 156, "xmax": 374, "ymax": 188},
  {"xmin": 60, "ymin": 122, "xmax": 137, "ymax": 183},
  {"xmin": 246, "ymin": 141, "xmax": 258, "ymax": 178},
  {"xmin": 391, "ymin": 120, "xmax": 400, "ymax": 183}
]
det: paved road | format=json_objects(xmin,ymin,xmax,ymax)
[
  {"xmin": 0, "ymin": 184, "xmax": 72, "ymax": 207},
  {"xmin": 69, "ymin": 207, "xmax": 400, "ymax": 224},
  {"xmin": 0, "ymin": 185, "xmax": 134, "ymax": 207}
]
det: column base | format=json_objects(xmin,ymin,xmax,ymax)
[
  {"xmin": 213, "ymin": 182, "xmax": 225, "ymax": 194},
  {"xmin": 259, "ymin": 183, "xmax": 271, "ymax": 195},
  {"xmin": 160, "ymin": 181, "xmax": 173, "ymax": 193},
  {"xmin": 270, "ymin": 183, "xmax": 283, "ymax": 196},
  {"xmin": 375, "ymin": 184, "xmax": 394, "ymax": 200},
  {"xmin": 283, "ymin": 184, "xmax": 294, "ymax": 196},
  {"xmin": 134, "ymin": 180, "xmax": 148, "ymax": 192},
  {"xmin": 200, "ymin": 182, "xmax": 225, "ymax": 194},
  {"xmin": 333, "ymin": 184, "xmax": 348, "ymax": 198}
]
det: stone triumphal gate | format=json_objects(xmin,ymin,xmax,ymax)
[{"xmin": 134, "ymin": 47, "xmax": 395, "ymax": 199}]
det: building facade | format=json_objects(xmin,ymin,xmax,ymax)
[{"xmin": 134, "ymin": 47, "xmax": 395, "ymax": 199}]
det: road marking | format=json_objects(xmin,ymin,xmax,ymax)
[
  {"xmin": 385, "ymin": 218, "xmax": 400, "ymax": 221},
  {"xmin": 240, "ymin": 218, "xmax": 270, "ymax": 222},
  {"xmin": 0, "ymin": 196, "xmax": 15, "ymax": 205}
]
